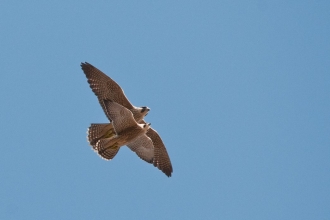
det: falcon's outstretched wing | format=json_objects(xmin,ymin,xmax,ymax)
[
  {"xmin": 81, "ymin": 62, "xmax": 134, "ymax": 121},
  {"xmin": 146, "ymin": 127, "xmax": 173, "ymax": 177}
]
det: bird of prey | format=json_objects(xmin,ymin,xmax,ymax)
[
  {"xmin": 96, "ymin": 100, "xmax": 153, "ymax": 162},
  {"xmin": 81, "ymin": 62, "xmax": 173, "ymax": 177}
]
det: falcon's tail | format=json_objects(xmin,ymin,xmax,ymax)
[
  {"xmin": 95, "ymin": 138, "xmax": 120, "ymax": 160},
  {"xmin": 87, "ymin": 123, "xmax": 116, "ymax": 149}
]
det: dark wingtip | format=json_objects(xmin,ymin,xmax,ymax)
[
  {"xmin": 80, "ymin": 62, "xmax": 93, "ymax": 69},
  {"xmin": 164, "ymin": 171, "xmax": 172, "ymax": 177},
  {"xmin": 80, "ymin": 62, "xmax": 87, "ymax": 70},
  {"xmin": 156, "ymin": 165, "xmax": 173, "ymax": 177},
  {"xmin": 164, "ymin": 166, "xmax": 173, "ymax": 177}
]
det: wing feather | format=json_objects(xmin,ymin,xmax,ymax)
[
  {"xmin": 103, "ymin": 100, "xmax": 137, "ymax": 134},
  {"xmin": 127, "ymin": 135, "xmax": 154, "ymax": 163},
  {"xmin": 145, "ymin": 127, "xmax": 173, "ymax": 177},
  {"xmin": 81, "ymin": 62, "xmax": 134, "ymax": 121}
]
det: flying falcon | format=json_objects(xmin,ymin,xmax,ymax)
[
  {"xmin": 96, "ymin": 100, "xmax": 153, "ymax": 162},
  {"xmin": 81, "ymin": 62, "xmax": 173, "ymax": 177}
]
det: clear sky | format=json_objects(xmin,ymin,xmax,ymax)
[{"xmin": 1, "ymin": 1, "xmax": 329, "ymax": 219}]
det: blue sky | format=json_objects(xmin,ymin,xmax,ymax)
[{"xmin": 1, "ymin": 1, "xmax": 329, "ymax": 219}]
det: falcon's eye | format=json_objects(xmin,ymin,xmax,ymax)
[{"xmin": 141, "ymin": 107, "xmax": 146, "ymax": 113}]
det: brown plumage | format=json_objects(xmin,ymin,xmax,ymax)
[
  {"xmin": 95, "ymin": 100, "xmax": 152, "ymax": 161},
  {"xmin": 81, "ymin": 62, "xmax": 173, "ymax": 177}
]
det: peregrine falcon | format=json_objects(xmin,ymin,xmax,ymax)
[
  {"xmin": 81, "ymin": 62, "xmax": 173, "ymax": 177},
  {"xmin": 96, "ymin": 100, "xmax": 153, "ymax": 162}
]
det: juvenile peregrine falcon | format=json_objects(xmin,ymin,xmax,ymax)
[
  {"xmin": 81, "ymin": 62, "xmax": 173, "ymax": 177},
  {"xmin": 95, "ymin": 100, "xmax": 153, "ymax": 162}
]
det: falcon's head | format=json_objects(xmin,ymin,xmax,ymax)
[
  {"xmin": 142, "ymin": 123, "xmax": 151, "ymax": 131},
  {"xmin": 131, "ymin": 106, "xmax": 150, "ymax": 122},
  {"xmin": 139, "ymin": 106, "xmax": 150, "ymax": 117}
]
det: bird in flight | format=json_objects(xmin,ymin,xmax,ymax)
[
  {"xmin": 96, "ymin": 100, "xmax": 153, "ymax": 162},
  {"xmin": 81, "ymin": 62, "xmax": 173, "ymax": 177}
]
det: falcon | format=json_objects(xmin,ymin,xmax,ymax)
[
  {"xmin": 96, "ymin": 100, "xmax": 153, "ymax": 162},
  {"xmin": 81, "ymin": 62, "xmax": 173, "ymax": 177}
]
